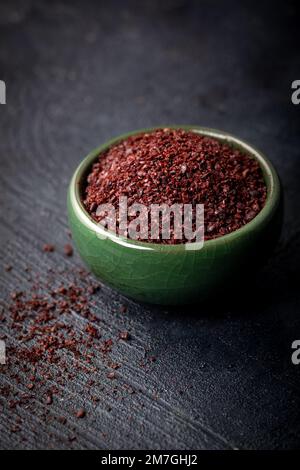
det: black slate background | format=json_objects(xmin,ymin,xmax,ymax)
[{"xmin": 0, "ymin": 0, "xmax": 300, "ymax": 450}]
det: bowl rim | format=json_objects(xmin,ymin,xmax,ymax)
[{"xmin": 69, "ymin": 125, "xmax": 281, "ymax": 252}]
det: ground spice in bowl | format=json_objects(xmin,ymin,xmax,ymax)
[{"xmin": 83, "ymin": 128, "xmax": 267, "ymax": 243}]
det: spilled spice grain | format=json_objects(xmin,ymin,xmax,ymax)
[
  {"xmin": 119, "ymin": 331, "xmax": 130, "ymax": 341},
  {"xmin": 120, "ymin": 305, "xmax": 127, "ymax": 314},
  {"xmin": 75, "ymin": 408, "xmax": 86, "ymax": 419},
  {"xmin": 45, "ymin": 394, "xmax": 53, "ymax": 405},
  {"xmin": 107, "ymin": 371, "xmax": 117, "ymax": 380},
  {"xmin": 42, "ymin": 244, "xmax": 55, "ymax": 253},
  {"xmin": 64, "ymin": 244, "xmax": 73, "ymax": 257}
]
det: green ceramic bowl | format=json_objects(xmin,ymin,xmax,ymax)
[{"xmin": 67, "ymin": 126, "xmax": 282, "ymax": 306}]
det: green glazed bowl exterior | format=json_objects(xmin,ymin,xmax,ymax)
[{"xmin": 67, "ymin": 126, "xmax": 282, "ymax": 305}]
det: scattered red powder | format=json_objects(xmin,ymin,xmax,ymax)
[
  {"xmin": 42, "ymin": 244, "xmax": 55, "ymax": 253},
  {"xmin": 64, "ymin": 244, "xmax": 73, "ymax": 257},
  {"xmin": 1, "ymin": 246, "xmax": 157, "ymax": 443}
]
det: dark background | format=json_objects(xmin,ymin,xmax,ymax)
[{"xmin": 0, "ymin": 0, "xmax": 300, "ymax": 450}]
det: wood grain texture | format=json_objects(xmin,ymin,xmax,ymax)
[{"xmin": 0, "ymin": 0, "xmax": 300, "ymax": 450}]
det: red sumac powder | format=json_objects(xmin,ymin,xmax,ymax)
[{"xmin": 83, "ymin": 128, "xmax": 267, "ymax": 242}]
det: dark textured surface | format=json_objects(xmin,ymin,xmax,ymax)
[{"xmin": 0, "ymin": 0, "xmax": 300, "ymax": 450}]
